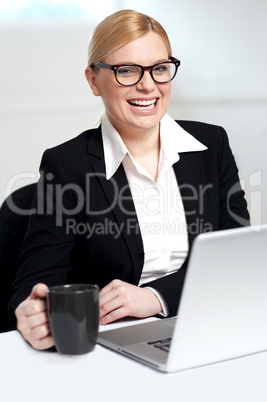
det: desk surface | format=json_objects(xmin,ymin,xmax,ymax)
[{"xmin": 1, "ymin": 321, "xmax": 267, "ymax": 402}]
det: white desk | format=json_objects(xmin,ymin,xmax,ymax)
[{"xmin": 1, "ymin": 323, "xmax": 267, "ymax": 402}]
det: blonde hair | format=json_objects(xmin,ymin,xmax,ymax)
[{"xmin": 87, "ymin": 9, "xmax": 172, "ymax": 67}]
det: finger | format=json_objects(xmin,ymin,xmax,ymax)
[
  {"xmin": 18, "ymin": 312, "xmax": 54, "ymax": 350},
  {"xmin": 99, "ymin": 280, "xmax": 126, "ymax": 308},
  {"xmin": 28, "ymin": 283, "xmax": 49, "ymax": 301},
  {"xmin": 30, "ymin": 322, "xmax": 51, "ymax": 342},
  {"xmin": 16, "ymin": 298, "xmax": 47, "ymax": 318},
  {"xmin": 99, "ymin": 279, "xmax": 124, "ymax": 298},
  {"xmin": 30, "ymin": 334, "xmax": 55, "ymax": 351},
  {"xmin": 22, "ymin": 310, "xmax": 49, "ymax": 330},
  {"xmin": 99, "ymin": 289, "xmax": 117, "ymax": 309},
  {"xmin": 16, "ymin": 307, "xmax": 49, "ymax": 338},
  {"xmin": 98, "ymin": 283, "xmax": 115, "ymax": 301},
  {"xmin": 100, "ymin": 294, "xmax": 124, "ymax": 319},
  {"xmin": 100, "ymin": 306, "xmax": 129, "ymax": 325}
]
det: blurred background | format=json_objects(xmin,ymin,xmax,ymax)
[{"xmin": 0, "ymin": 0, "xmax": 266, "ymax": 224}]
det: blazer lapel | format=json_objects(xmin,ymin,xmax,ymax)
[
  {"xmin": 86, "ymin": 127, "xmax": 208, "ymax": 281},
  {"xmin": 173, "ymin": 151, "xmax": 208, "ymax": 247},
  {"xmin": 87, "ymin": 127, "xmax": 144, "ymax": 285}
]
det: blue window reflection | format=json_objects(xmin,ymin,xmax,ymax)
[{"xmin": 0, "ymin": 0, "xmax": 117, "ymax": 20}]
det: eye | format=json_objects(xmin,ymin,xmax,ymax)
[
  {"xmin": 117, "ymin": 66, "xmax": 140, "ymax": 76},
  {"xmin": 153, "ymin": 64, "xmax": 169, "ymax": 74}
]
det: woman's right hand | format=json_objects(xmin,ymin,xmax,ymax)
[{"xmin": 15, "ymin": 283, "xmax": 55, "ymax": 350}]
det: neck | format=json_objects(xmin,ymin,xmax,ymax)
[
  {"xmin": 120, "ymin": 125, "xmax": 161, "ymax": 182},
  {"xmin": 119, "ymin": 124, "xmax": 160, "ymax": 157}
]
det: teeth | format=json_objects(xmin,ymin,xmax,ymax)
[
  {"xmin": 128, "ymin": 99, "xmax": 157, "ymax": 110},
  {"xmin": 129, "ymin": 99, "xmax": 156, "ymax": 106}
]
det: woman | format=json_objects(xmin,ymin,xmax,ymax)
[{"xmin": 8, "ymin": 10, "xmax": 249, "ymax": 350}]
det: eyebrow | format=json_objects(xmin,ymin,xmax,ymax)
[{"xmin": 113, "ymin": 59, "xmax": 169, "ymax": 65}]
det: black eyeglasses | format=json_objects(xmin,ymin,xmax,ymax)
[{"xmin": 90, "ymin": 57, "xmax": 180, "ymax": 86}]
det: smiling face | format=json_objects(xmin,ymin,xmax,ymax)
[{"xmin": 85, "ymin": 32, "xmax": 172, "ymax": 139}]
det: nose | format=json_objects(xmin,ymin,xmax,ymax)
[{"xmin": 136, "ymin": 70, "xmax": 155, "ymax": 91}]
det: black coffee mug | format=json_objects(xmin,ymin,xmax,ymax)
[{"xmin": 46, "ymin": 284, "xmax": 99, "ymax": 355}]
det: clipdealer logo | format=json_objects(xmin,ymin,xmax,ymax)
[
  {"xmin": 65, "ymin": 217, "xmax": 213, "ymax": 239},
  {"xmin": 227, "ymin": 170, "xmax": 262, "ymax": 228},
  {"xmin": 4, "ymin": 169, "xmax": 261, "ymax": 230}
]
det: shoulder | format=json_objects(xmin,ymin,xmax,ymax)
[
  {"xmin": 40, "ymin": 126, "xmax": 103, "ymax": 165},
  {"xmin": 39, "ymin": 126, "xmax": 103, "ymax": 177},
  {"xmin": 47, "ymin": 127, "xmax": 99, "ymax": 156}
]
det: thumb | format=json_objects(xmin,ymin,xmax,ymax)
[{"xmin": 28, "ymin": 283, "xmax": 48, "ymax": 300}]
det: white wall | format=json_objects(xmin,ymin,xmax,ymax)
[{"xmin": 1, "ymin": 0, "xmax": 266, "ymax": 224}]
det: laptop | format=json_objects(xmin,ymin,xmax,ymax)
[{"xmin": 97, "ymin": 225, "xmax": 267, "ymax": 372}]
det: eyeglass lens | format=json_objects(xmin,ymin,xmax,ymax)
[{"xmin": 116, "ymin": 62, "xmax": 176, "ymax": 85}]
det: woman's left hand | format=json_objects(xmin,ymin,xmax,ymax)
[{"xmin": 99, "ymin": 279, "xmax": 162, "ymax": 325}]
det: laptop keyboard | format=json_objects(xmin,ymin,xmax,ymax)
[{"xmin": 147, "ymin": 337, "xmax": 172, "ymax": 352}]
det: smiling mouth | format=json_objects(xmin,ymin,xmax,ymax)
[{"xmin": 128, "ymin": 99, "xmax": 157, "ymax": 110}]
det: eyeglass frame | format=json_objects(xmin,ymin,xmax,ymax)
[{"xmin": 89, "ymin": 57, "xmax": 181, "ymax": 86}]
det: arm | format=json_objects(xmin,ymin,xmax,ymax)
[
  {"xmin": 215, "ymin": 125, "xmax": 250, "ymax": 229},
  {"xmin": 8, "ymin": 148, "xmax": 77, "ymax": 329}
]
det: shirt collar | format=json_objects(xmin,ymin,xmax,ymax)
[
  {"xmin": 160, "ymin": 113, "xmax": 207, "ymax": 153},
  {"xmin": 102, "ymin": 113, "xmax": 129, "ymax": 180},
  {"xmin": 101, "ymin": 112, "xmax": 207, "ymax": 180}
]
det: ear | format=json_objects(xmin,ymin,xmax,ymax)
[{"xmin": 85, "ymin": 67, "xmax": 101, "ymax": 96}]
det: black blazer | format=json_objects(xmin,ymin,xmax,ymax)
[{"xmin": 8, "ymin": 121, "xmax": 250, "ymax": 324}]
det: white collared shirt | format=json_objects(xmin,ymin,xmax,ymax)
[{"xmin": 101, "ymin": 112, "xmax": 207, "ymax": 314}]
